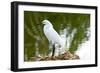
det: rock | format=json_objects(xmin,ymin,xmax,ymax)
[{"xmin": 30, "ymin": 51, "xmax": 80, "ymax": 61}]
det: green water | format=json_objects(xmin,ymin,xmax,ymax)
[{"xmin": 24, "ymin": 11, "xmax": 90, "ymax": 61}]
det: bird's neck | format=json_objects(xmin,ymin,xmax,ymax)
[{"xmin": 44, "ymin": 24, "xmax": 53, "ymax": 29}]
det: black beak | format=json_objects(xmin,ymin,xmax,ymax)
[{"xmin": 36, "ymin": 23, "xmax": 40, "ymax": 25}]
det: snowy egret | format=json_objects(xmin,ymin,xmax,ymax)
[{"xmin": 42, "ymin": 20, "xmax": 63, "ymax": 57}]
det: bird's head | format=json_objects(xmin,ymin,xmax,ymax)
[{"xmin": 42, "ymin": 20, "xmax": 53, "ymax": 27}]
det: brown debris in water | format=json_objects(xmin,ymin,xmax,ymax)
[{"xmin": 30, "ymin": 51, "xmax": 80, "ymax": 61}]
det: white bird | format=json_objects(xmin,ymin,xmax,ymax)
[{"xmin": 42, "ymin": 20, "xmax": 63, "ymax": 57}]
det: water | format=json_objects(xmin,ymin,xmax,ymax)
[{"xmin": 24, "ymin": 11, "xmax": 90, "ymax": 61}]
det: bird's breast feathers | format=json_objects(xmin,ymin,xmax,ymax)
[{"xmin": 43, "ymin": 25, "xmax": 62, "ymax": 44}]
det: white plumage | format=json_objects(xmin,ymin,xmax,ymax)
[
  {"xmin": 42, "ymin": 20, "xmax": 64, "ymax": 56},
  {"xmin": 42, "ymin": 20, "xmax": 62, "ymax": 46}
]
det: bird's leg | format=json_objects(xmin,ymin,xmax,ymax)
[{"xmin": 52, "ymin": 44, "xmax": 55, "ymax": 57}]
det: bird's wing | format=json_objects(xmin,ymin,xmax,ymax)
[{"xmin": 44, "ymin": 26, "xmax": 62, "ymax": 45}]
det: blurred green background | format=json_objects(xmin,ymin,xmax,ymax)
[{"xmin": 24, "ymin": 11, "xmax": 90, "ymax": 61}]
